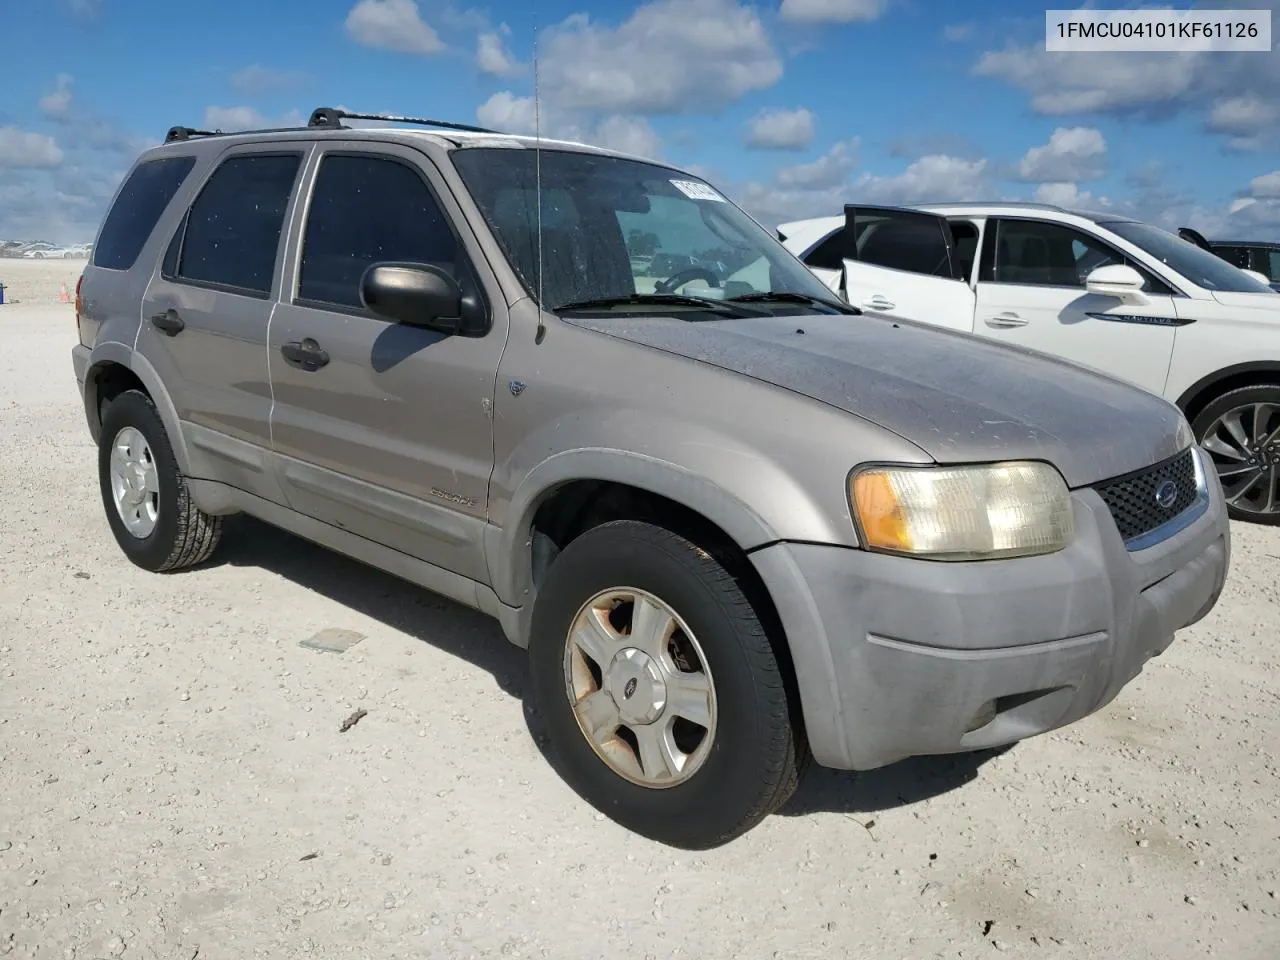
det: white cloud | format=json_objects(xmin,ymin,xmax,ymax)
[
  {"xmin": 39, "ymin": 74, "xmax": 74, "ymax": 121},
  {"xmin": 1207, "ymin": 96, "xmax": 1280, "ymax": 150},
  {"xmin": 476, "ymin": 92, "xmax": 537, "ymax": 134},
  {"xmin": 344, "ymin": 0, "xmax": 444, "ymax": 55},
  {"xmin": 1016, "ymin": 127, "xmax": 1106, "ymax": 183},
  {"xmin": 776, "ymin": 139, "xmax": 858, "ymax": 189},
  {"xmin": 203, "ymin": 106, "xmax": 305, "ymax": 131},
  {"xmin": 943, "ymin": 22, "xmax": 974, "ymax": 42},
  {"xmin": 974, "ymin": 47, "xmax": 1201, "ymax": 116},
  {"xmin": 1033, "ymin": 182, "xmax": 1097, "ymax": 208},
  {"xmin": 231, "ymin": 65, "xmax": 306, "ymax": 95},
  {"xmin": 537, "ymin": 0, "xmax": 782, "ymax": 115},
  {"xmin": 1252, "ymin": 171, "xmax": 1280, "ymax": 200},
  {"xmin": 591, "ymin": 116, "xmax": 662, "ymax": 159},
  {"xmin": 475, "ymin": 93, "xmax": 661, "ymax": 158},
  {"xmin": 736, "ymin": 181, "xmax": 850, "ymax": 227},
  {"xmin": 0, "ymin": 127, "xmax": 64, "ymax": 169},
  {"xmin": 973, "ymin": 5, "xmax": 1280, "ymax": 151},
  {"xmin": 851, "ymin": 155, "xmax": 989, "ymax": 204},
  {"xmin": 745, "ymin": 107, "xmax": 815, "ymax": 150},
  {"xmin": 477, "ymin": 27, "xmax": 523, "ymax": 77},
  {"xmin": 779, "ymin": 0, "xmax": 887, "ymax": 24}
]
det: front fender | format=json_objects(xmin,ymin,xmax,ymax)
[{"xmin": 488, "ymin": 440, "xmax": 852, "ymax": 609}]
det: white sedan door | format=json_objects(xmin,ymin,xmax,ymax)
[
  {"xmin": 839, "ymin": 206, "xmax": 976, "ymax": 333},
  {"xmin": 971, "ymin": 217, "xmax": 1180, "ymax": 396}
]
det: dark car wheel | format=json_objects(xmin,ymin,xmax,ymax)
[
  {"xmin": 528, "ymin": 519, "xmax": 804, "ymax": 849},
  {"xmin": 98, "ymin": 389, "xmax": 224, "ymax": 570},
  {"xmin": 1192, "ymin": 384, "xmax": 1280, "ymax": 525}
]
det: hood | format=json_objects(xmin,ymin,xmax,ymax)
[{"xmin": 563, "ymin": 312, "xmax": 1190, "ymax": 488}]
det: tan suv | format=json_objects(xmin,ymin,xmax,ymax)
[{"xmin": 72, "ymin": 107, "xmax": 1230, "ymax": 848}]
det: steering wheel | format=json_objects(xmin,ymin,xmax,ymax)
[{"xmin": 655, "ymin": 267, "xmax": 721, "ymax": 294}]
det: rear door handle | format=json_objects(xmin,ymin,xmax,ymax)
[
  {"xmin": 984, "ymin": 312, "xmax": 1028, "ymax": 328},
  {"xmin": 149, "ymin": 309, "xmax": 185, "ymax": 336},
  {"xmin": 862, "ymin": 295, "xmax": 895, "ymax": 311},
  {"xmin": 280, "ymin": 338, "xmax": 330, "ymax": 372}
]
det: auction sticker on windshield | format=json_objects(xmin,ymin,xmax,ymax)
[{"xmin": 670, "ymin": 180, "xmax": 726, "ymax": 202}]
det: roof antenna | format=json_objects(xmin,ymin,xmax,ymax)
[{"xmin": 533, "ymin": 14, "xmax": 546, "ymax": 345}]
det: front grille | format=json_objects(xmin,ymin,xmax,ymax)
[{"xmin": 1094, "ymin": 448, "xmax": 1199, "ymax": 542}]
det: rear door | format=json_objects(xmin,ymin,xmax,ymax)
[
  {"xmin": 137, "ymin": 144, "xmax": 308, "ymax": 502},
  {"xmin": 838, "ymin": 205, "xmax": 976, "ymax": 332},
  {"xmin": 971, "ymin": 217, "xmax": 1180, "ymax": 395},
  {"xmin": 266, "ymin": 142, "xmax": 505, "ymax": 582}
]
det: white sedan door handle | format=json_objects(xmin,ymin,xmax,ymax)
[
  {"xmin": 863, "ymin": 295, "xmax": 895, "ymax": 311},
  {"xmin": 984, "ymin": 311, "xmax": 1028, "ymax": 328}
]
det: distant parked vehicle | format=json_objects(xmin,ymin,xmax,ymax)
[
  {"xmin": 22, "ymin": 246, "xmax": 80, "ymax": 259},
  {"xmin": 1178, "ymin": 228, "xmax": 1280, "ymax": 292}
]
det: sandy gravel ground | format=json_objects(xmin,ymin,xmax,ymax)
[{"xmin": 1, "ymin": 259, "xmax": 1277, "ymax": 960}]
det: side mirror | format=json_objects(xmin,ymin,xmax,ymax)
[
  {"xmin": 361, "ymin": 262, "xmax": 463, "ymax": 333},
  {"xmin": 1242, "ymin": 268, "xmax": 1272, "ymax": 287},
  {"xmin": 1085, "ymin": 263, "xmax": 1150, "ymax": 305}
]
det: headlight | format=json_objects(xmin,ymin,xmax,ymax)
[{"xmin": 849, "ymin": 461, "xmax": 1074, "ymax": 561}]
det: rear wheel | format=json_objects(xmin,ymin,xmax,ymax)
[
  {"xmin": 98, "ymin": 389, "xmax": 224, "ymax": 570},
  {"xmin": 528, "ymin": 520, "xmax": 803, "ymax": 849},
  {"xmin": 1192, "ymin": 384, "xmax": 1280, "ymax": 525}
]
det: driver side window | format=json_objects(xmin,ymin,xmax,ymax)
[{"xmin": 616, "ymin": 196, "xmax": 755, "ymax": 294}]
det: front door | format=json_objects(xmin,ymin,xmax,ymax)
[
  {"xmin": 972, "ymin": 217, "xmax": 1180, "ymax": 396},
  {"xmin": 266, "ymin": 143, "xmax": 506, "ymax": 582},
  {"xmin": 137, "ymin": 146, "xmax": 308, "ymax": 502}
]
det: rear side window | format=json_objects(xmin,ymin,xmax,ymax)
[
  {"xmin": 92, "ymin": 156, "xmax": 196, "ymax": 271},
  {"xmin": 853, "ymin": 212, "xmax": 953, "ymax": 277},
  {"xmin": 297, "ymin": 154, "xmax": 459, "ymax": 309},
  {"xmin": 176, "ymin": 153, "xmax": 301, "ymax": 296}
]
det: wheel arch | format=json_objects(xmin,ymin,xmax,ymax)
[
  {"xmin": 83, "ymin": 343, "xmax": 192, "ymax": 473},
  {"xmin": 1176, "ymin": 361, "xmax": 1280, "ymax": 427},
  {"xmin": 490, "ymin": 450, "xmax": 786, "ymax": 610}
]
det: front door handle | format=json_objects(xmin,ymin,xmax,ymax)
[
  {"xmin": 862, "ymin": 295, "xmax": 895, "ymax": 311},
  {"xmin": 149, "ymin": 309, "xmax": 185, "ymax": 336},
  {"xmin": 984, "ymin": 312, "xmax": 1028, "ymax": 328},
  {"xmin": 281, "ymin": 338, "xmax": 330, "ymax": 372}
]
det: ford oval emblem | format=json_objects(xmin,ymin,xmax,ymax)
[{"xmin": 1154, "ymin": 479, "xmax": 1178, "ymax": 510}]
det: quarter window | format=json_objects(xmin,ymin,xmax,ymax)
[
  {"xmin": 1267, "ymin": 250, "xmax": 1280, "ymax": 282},
  {"xmin": 176, "ymin": 153, "xmax": 301, "ymax": 295},
  {"xmin": 801, "ymin": 227, "xmax": 849, "ymax": 270},
  {"xmin": 298, "ymin": 154, "xmax": 460, "ymax": 309},
  {"xmin": 92, "ymin": 156, "xmax": 196, "ymax": 271}
]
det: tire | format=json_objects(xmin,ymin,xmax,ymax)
[
  {"xmin": 98, "ymin": 389, "xmax": 224, "ymax": 570},
  {"xmin": 528, "ymin": 519, "xmax": 804, "ymax": 849},
  {"xmin": 1191, "ymin": 383, "xmax": 1280, "ymax": 525}
]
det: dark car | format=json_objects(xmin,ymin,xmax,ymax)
[{"xmin": 1179, "ymin": 227, "xmax": 1280, "ymax": 292}]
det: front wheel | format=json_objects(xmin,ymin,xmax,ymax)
[
  {"xmin": 1192, "ymin": 384, "xmax": 1280, "ymax": 525},
  {"xmin": 528, "ymin": 520, "xmax": 804, "ymax": 848}
]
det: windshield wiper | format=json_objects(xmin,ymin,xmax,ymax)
[
  {"xmin": 726, "ymin": 291, "xmax": 861, "ymax": 315},
  {"xmin": 553, "ymin": 293, "xmax": 755, "ymax": 316}
]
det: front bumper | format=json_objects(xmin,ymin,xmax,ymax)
[{"xmin": 751, "ymin": 448, "xmax": 1231, "ymax": 771}]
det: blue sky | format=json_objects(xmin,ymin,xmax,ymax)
[{"xmin": 2, "ymin": 0, "xmax": 1278, "ymax": 242}]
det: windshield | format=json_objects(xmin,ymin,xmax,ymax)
[
  {"xmin": 450, "ymin": 147, "xmax": 837, "ymax": 312},
  {"xmin": 1104, "ymin": 220, "xmax": 1274, "ymax": 294}
]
